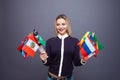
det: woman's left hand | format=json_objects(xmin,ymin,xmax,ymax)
[{"xmin": 81, "ymin": 57, "xmax": 87, "ymax": 63}]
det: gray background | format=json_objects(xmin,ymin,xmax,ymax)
[{"xmin": 1, "ymin": 0, "xmax": 120, "ymax": 80}]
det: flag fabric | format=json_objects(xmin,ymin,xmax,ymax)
[
  {"xmin": 17, "ymin": 37, "xmax": 29, "ymax": 58},
  {"xmin": 33, "ymin": 29, "xmax": 46, "ymax": 53},
  {"xmin": 33, "ymin": 29, "xmax": 45, "ymax": 46},
  {"xmin": 22, "ymin": 33, "xmax": 39, "ymax": 58},
  {"xmin": 78, "ymin": 31, "xmax": 104, "ymax": 60},
  {"xmin": 17, "ymin": 29, "xmax": 46, "ymax": 58}
]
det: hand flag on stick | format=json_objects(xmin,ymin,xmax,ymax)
[
  {"xmin": 33, "ymin": 29, "xmax": 46, "ymax": 53},
  {"xmin": 78, "ymin": 31, "xmax": 104, "ymax": 60},
  {"xmin": 17, "ymin": 37, "xmax": 29, "ymax": 58},
  {"xmin": 17, "ymin": 29, "xmax": 46, "ymax": 58}
]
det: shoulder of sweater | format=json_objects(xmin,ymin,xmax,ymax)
[
  {"xmin": 47, "ymin": 36, "xmax": 79, "ymax": 42},
  {"xmin": 68, "ymin": 36, "xmax": 79, "ymax": 42},
  {"xmin": 47, "ymin": 37, "xmax": 58, "ymax": 42}
]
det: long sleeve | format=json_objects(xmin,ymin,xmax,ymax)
[
  {"xmin": 43, "ymin": 39, "xmax": 52, "ymax": 66},
  {"xmin": 73, "ymin": 39, "xmax": 83, "ymax": 66}
]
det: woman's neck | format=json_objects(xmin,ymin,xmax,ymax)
[{"xmin": 57, "ymin": 33, "xmax": 69, "ymax": 39}]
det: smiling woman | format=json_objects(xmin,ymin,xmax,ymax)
[
  {"xmin": 39, "ymin": 14, "xmax": 86, "ymax": 80},
  {"xmin": 54, "ymin": 14, "xmax": 72, "ymax": 36},
  {"xmin": 56, "ymin": 18, "xmax": 67, "ymax": 35},
  {"xmin": 1, "ymin": 0, "xmax": 120, "ymax": 80}
]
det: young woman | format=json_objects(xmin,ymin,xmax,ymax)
[{"xmin": 40, "ymin": 14, "xmax": 86, "ymax": 80}]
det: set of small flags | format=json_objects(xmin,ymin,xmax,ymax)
[
  {"xmin": 17, "ymin": 29, "xmax": 45, "ymax": 59},
  {"xmin": 78, "ymin": 31, "xmax": 104, "ymax": 60}
]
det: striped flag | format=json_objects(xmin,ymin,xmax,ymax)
[
  {"xmin": 17, "ymin": 29, "xmax": 46, "ymax": 59},
  {"xmin": 17, "ymin": 33, "xmax": 39, "ymax": 58},
  {"xmin": 78, "ymin": 31, "xmax": 104, "ymax": 60},
  {"xmin": 17, "ymin": 37, "xmax": 29, "ymax": 58},
  {"xmin": 22, "ymin": 33, "xmax": 39, "ymax": 58},
  {"xmin": 33, "ymin": 29, "xmax": 45, "ymax": 47}
]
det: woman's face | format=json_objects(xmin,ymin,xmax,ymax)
[{"xmin": 56, "ymin": 18, "xmax": 67, "ymax": 35}]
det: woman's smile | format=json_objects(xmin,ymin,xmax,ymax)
[{"xmin": 56, "ymin": 18, "xmax": 67, "ymax": 35}]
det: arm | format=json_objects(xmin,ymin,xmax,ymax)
[
  {"xmin": 73, "ymin": 40, "xmax": 86, "ymax": 66},
  {"xmin": 40, "ymin": 39, "xmax": 52, "ymax": 66}
]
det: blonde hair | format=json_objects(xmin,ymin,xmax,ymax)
[{"xmin": 54, "ymin": 14, "xmax": 72, "ymax": 36}]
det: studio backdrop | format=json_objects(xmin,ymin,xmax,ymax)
[{"xmin": 1, "ymin": 0, "xmax": 120, "ymax": 80}]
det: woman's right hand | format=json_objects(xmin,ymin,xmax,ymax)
[{"xmin": 39, "ymin": 53, "xmax": 48, "ymax": 62}]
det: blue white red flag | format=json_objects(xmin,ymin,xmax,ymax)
[{"xmin": 78, "ymin": 31, "xmax": 104, "ymax": 60}]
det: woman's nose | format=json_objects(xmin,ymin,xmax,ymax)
[{"xmin": 58, "ymin": 24, "xmax": 63, "ymax": 28}]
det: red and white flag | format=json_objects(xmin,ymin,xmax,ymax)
[{"xmin": 22, "ymin": 33, "xmax": 39, "ymax": 58}]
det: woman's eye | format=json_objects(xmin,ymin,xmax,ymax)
[
  {"xmin": 62, "ymin": 23, "xmax": 66, "ymax": 26},
  {"xmin": 57, "ymin": 24, "xmax": 60, "ymax": 26},
  {"xmin": 57, "ymin": 23, "xmax": 66, "ymax": 26}
]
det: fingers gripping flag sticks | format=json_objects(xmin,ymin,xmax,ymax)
[
  {"xmin": 17, "ymin": 29, "xmax": 46, "ymax": 58},
  {"xmin": 78, "ymin": 31, "xmax": 104, "ymax": 60}
]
